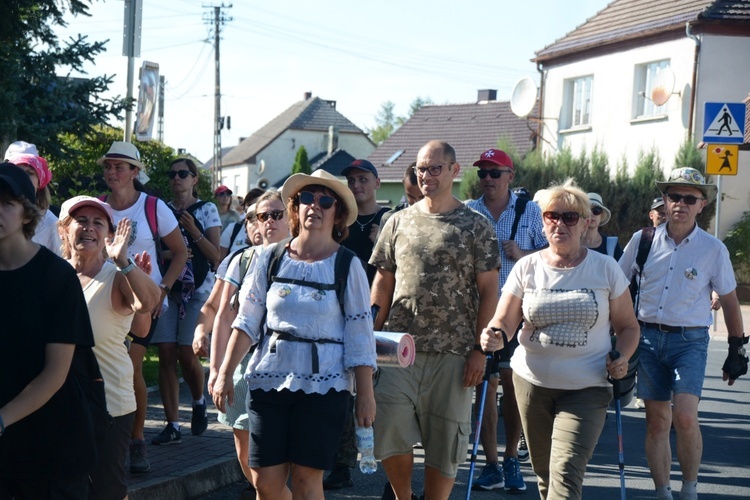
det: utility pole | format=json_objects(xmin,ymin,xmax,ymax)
[
  {"xmin": 157, "ymin": 75, "xmax": 165, "ymax": 142},
  {"xmin": 123, "ymin": 0, "xmax": 143, "ymax": 143},
  {"xmin": 203, "ymin": 3, "xmax": 232, "ymax": 189}
]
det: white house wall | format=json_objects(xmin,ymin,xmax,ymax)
[
  {"xmin": 541, "ymin": 37, "xmax": 696, "ymax": 174},
  {"xmin": 220, "ymin": 130, "xmax": 375, "ymax": 193}
]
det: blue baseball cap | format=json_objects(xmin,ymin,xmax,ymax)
[{"xmin": 342, "ymin": 159, "xmax": 378, "ymax": 178}]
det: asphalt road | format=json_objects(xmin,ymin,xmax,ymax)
[{"xmin": 204, "ymin": 338, "xmax": 750, "ymax": 499}]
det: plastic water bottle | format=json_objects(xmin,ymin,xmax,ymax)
[{"xmin": 355, "ymin": 425, "xmax": 377, "ymax": 474}]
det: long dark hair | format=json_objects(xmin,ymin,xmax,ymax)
[{"xmin": 170, "ymin": 158, "xmax": 199, "ymax": 198}]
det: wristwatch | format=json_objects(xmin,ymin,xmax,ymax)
[
  {"xmin": 160, "ymin": 283, "xmax": 171, "ymax": 295},
  {"xmin": 116, "ymin": 258, "xmax": 136, "ymax": 275},
  {"xmin": 473, "ymin": 344, "xmax": 484, "ymax": 353}
]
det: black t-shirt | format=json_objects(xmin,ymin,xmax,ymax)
[
  {"xmin": 0, "ymin": 247, "xmax": 97, "ymax": 479},
  {"xmin": 342, "ymin": 207, "xmax": 390, "ymax": 285}
]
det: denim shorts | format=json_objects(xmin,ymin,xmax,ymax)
[{"xmin": 637, "ymin": 324, "xmax": 709, "ymax": 400}]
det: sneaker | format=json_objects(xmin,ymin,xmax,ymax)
[
  {"xmin": 471, "ymin": 462, "xmax": 504, "ymax": 490},
  {"xmin": 129, "ymin": 439, "xmax": 150, "ymax": 473},
  {"xmin": 322, "ymin": 464, "xmax": 353, "ymax": 490},
  {"xmin": 518, "ymin": 432, "xmax": 529, "ymax": 462},
  {"xmin": 151, "ymin": 423, "xmax": 181, "ymax": 445},
  {"xmin": 191, "ymin": 401, "xmax": 208, "ymax": 436},
  {"xmin": 504, "ymin": 457, "xmax": 527, "ymax": 491}
]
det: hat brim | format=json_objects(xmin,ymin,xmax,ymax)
[
  {"xmin": 590, "ymin": 201, "xmax": 611, "ymax": 225},
  {"xmin": 281, "ymin": 170, "xmax": 357, "ymax": 226},
  {"xmin": 655, "ymin": 181, "xmax": 717, "ymax": 203},
  {"xmin": 97, "ymin": 154, "xmax": 145, "ymax": 171},
  {"xmin": 61, "ymin": 198, "xmax": 116, "ymax": 232}
]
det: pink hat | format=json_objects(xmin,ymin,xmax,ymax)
[
  {"xmin": 6, "ymin": 153, "xmax": 52, "ymax": 189},
  {"xmin": 60, "ymin": 195, "xmax": 116, "ymax": 232},
  {"xmin": 473, "ymin": 149, "xmax": 514, "ymax": 170}
]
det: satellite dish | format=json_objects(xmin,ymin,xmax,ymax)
[
  {"xmin": 510, "ymin": 77, "xmax": 538, "ymax": 118},
  {"xmin": 650, "ymin": 69, "xmax": 676, "ymax": 106},
  {"xmin": 257, "ymin": 159, "xmax": 266, "ymax": 175}
]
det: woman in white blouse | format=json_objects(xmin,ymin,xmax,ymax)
[{"xmin": 213, "ymin": 170, "xmax": 377, "ymax": 500}]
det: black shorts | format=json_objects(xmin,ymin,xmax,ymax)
[
  {"xmin": 129, "ymin": 316, "xmax": 159, "ymax": 348},
  {"xmin": 248, "ymin": 388, "xmax": 349, "ymax": 470},
  {"xmin": 89, "ymin": 412, "xmax": 135, "ymax": 500}
]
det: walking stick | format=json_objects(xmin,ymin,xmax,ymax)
[
  {"xmin": 609, "ymin": 350, "xmax": 627, "ymax": 500},
  {"xmin": 465, "ymin": 352, "xmax": 495, "ymax": 500}
]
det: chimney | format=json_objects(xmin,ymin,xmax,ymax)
[
  {"xmin": 477, "ymin": 89, "xmax": 497, "ymax": 103},
  {"xmin": 328, "ymin": 125, "xmax": 339, "ymax": 155},
  {"xmin": 304, "ymin": 91, "xmax": 312, "ymax": 100}
]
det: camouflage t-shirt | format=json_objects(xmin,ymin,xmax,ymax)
[{"xmin": 370, "ymin": 203, "xmax": 500, "ymax": 356}]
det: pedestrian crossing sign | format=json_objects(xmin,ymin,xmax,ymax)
[
  {"xmin": 706, "ymin": 144, "xmax": 738, "ymax": 175},
  {"xmin": 703, "ymin": 102, "xmax": 745, "ymax": 144}
]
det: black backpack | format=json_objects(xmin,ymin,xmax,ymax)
[
  {"xmin": 628, "ymin": 226, "xmax": 656, "ymax": 309},
  {"xmin": 165, "ymin": 200, "xmax": 210, "ymax": 291}
]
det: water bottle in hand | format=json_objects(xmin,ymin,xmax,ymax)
[{"xmin": 355, "ymin": 425, "xmax": 377, "ymax": 474}]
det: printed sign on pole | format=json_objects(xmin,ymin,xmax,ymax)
[
  {"xmin": 703, "ymin": 102, "xmax": 745, "ymax": 144},
  {"xmin": 706, "ymin": 144, "xmax": 738, "ymax": 175}
]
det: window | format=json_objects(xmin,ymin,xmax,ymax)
[
  {"xmin": 562, "ymin": 75, "xmax": 593, "ymax": 129},
  {"xmin": 634, "ymin": 60, "xmax": 670, "ymax": 118}
]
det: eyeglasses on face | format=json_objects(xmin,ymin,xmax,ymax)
[
  {"xmin": 590, "ymin": 206, "xmax": 604, "ymax": 216},
  {"xmin": 477, "ymin": 169, "xmax": 510, "ymax": 179},
  {"xmin": 298, "ymin": 191, "xmax": 336, "ymax": 209},
  {"xmin": 168, "ymin": 169, "xmax": 194, "ymax": 179},
  {"xmin": 543, "ymin": 211, "xmax": 582, "ymax": 226},
  {"xmin": 665, "ymin": 193, "xmax": 703, "ymax": 205},
  {"xmin": 413, "ymin": 164, "xmax": 446, "ymax": 177},
  {"xmin": 216, "ymin": 192, "xmax": 231, "ymax": 197},
  {"xmin": 256, "ymin": 210, "xmax": 285, "ymax": 222}
]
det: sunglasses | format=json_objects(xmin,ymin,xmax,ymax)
[
  {"xmin": 477, "ymin": 169, "xmax": 511, "ymax": 179},
  {"xmin": 543, "ymin": 211, "xmax": 582, "ymax": 226},
  {"xmin": 590, "ymin": 206, "xmax": 604, "ymax": 216},
  {"xmin": 256, "ymin": 210, "xmax": 285, "ymax": 222},
  {"xmin": 168, "ymin": 169, "xmax": 194, "ymax": 179},
  {"xmin": 298, "ymin": 191, "xmax": 336, "ymax": 209},
  {"xmin": 665, "ymin": 193, "xmax": 704, "ymax": 205}
]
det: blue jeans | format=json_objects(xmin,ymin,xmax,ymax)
[{"xmin": 637, "ymin": 325, "xmax": 709, "ymax": 400}]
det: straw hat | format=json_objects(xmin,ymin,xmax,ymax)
[
  {"xmin": 655, "ymin": 167, "xmax": 717, "ymax": 203},
  {"xmin": 281, "ymin": 169, "xmax": 357, "ymax": 226},
  {"xmin": 97, "ymin": 141, "xmax": 145, "ymax": 170}
]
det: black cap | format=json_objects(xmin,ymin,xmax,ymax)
[{"xmin": 0, "ymin": 162, "xmax": 36, "ymax": 203}]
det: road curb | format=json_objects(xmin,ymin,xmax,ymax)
[{"xmin": 129, "ymin": 455, "xmax": 242, "ymax": 500}]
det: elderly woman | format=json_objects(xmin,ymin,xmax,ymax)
[
  {"xmin": 5, "ymin": 146, "xmax": 62, "ymax": 255},
  {"xmin": 213, "ymin": 170, "xmax": 377, "ymax": 500},
  {"xmin": 58, "ymin": 196, "xmax": 161, "ymax": 500},
  {"xmin": 98, "ymin": 141, "xmax": 188, "ymax": 472},
  {"xmin": 480, "ymin": 179, "xmax": 639, "ymax": 500},
  {"xmin": 194, "ymin": 192, "xmax": 290, "ymax": 496},
  {"xmin": 582, "ymin": 192, "xmax": 622, "ymax": 260}
]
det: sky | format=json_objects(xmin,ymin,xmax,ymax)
[{"xmin": 57, "ymin": 0, "xmax": 612, "ymax": 163}]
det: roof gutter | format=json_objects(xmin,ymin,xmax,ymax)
[{"xmin": 686, "ymin": 22, "xmax": 701, "ymax": 140}]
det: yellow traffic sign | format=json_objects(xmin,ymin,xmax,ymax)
[{"xmin": 706, "ymin": 144, "xmax": 738, "ymax": 175}]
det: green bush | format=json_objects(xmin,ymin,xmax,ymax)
[{"xmin": 723, "ymin": 211, "xmax": 750, "ymax": 284}]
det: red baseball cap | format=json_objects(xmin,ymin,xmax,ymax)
[
  {"xmin": 473, "ymin": 149, "xmax": 513, "ymax": 170},
  {"xmin": 214, "ymin": 185, "xmax": 232, "ymax": 196}
]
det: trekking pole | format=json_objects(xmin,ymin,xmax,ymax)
[
  {"xmin": 465, "ymin": 351, "xmax": 495, "ymax": 500},
  {"xmin": 609, "ymin": 350, "xmax": 627, "ymax": 500}
]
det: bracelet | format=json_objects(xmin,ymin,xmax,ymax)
[
  {"xmin": 473, "ymin": 344, "xmax": 484, "ymax": 353},
  {"xmin": 116, "ymin": 258, "xmax": 136, "ymax": 275},
  {"xmin": 193, "ymin": 233, "xmax": 204, "ymax": 243}
]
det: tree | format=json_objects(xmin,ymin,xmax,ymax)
[
  {"xmin": 0, "ymin": 1, "xmax": 127, "ymax": 159},
  {"xmin": 368, "ymin": 97, "xmax": 433, "ymax": 145},
  {"xmin": 292, "ymin": 146, "xmax": 311, "ymax": 175}
]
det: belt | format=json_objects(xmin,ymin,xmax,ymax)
[
  {"xmin": 639, "ymin": 321, "xmax": 706, "ymax": 333},
  {"xmin": 268, "ymin": 330, "xmax": 343, "ymax": 374}
]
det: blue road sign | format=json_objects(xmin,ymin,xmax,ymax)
[{"xmin": 703, "ymin": 102, "xmax": 745, "ymax": 144}]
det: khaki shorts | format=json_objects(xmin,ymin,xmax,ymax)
[{"xmin": 373, "ymin": 352, "xmax": 472, "ymax": 478}]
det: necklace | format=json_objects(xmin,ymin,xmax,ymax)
[
  {"xmin": 551, "ymin": 249, "xmax": 584, "ymax": 268},
  {"xmin": 355, "ymin": 212, "xmax": 379, "ymax": 232}
]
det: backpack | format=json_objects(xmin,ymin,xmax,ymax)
[
  {"xmin": 509, "ymin": 197, "xmax": 530, "ymax": 241},
  {"xmin": 628, "ymin": 226, "xmax": 656, "ymax": 309},
  {"xmin": 165, "ymin": 200, "xmax": 210, "ymax": 292},
  {"xmin": 227, "ymin": 245, "xmax": 253, "ymax": 310},
  {"xmin": 230, "ymin": 221, "xmax": 244, "ymax": 248}
]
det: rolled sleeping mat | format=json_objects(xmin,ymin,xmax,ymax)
[{"xmin": 374, "ymin": 331, "xmax": 415, "ymax": 368}]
